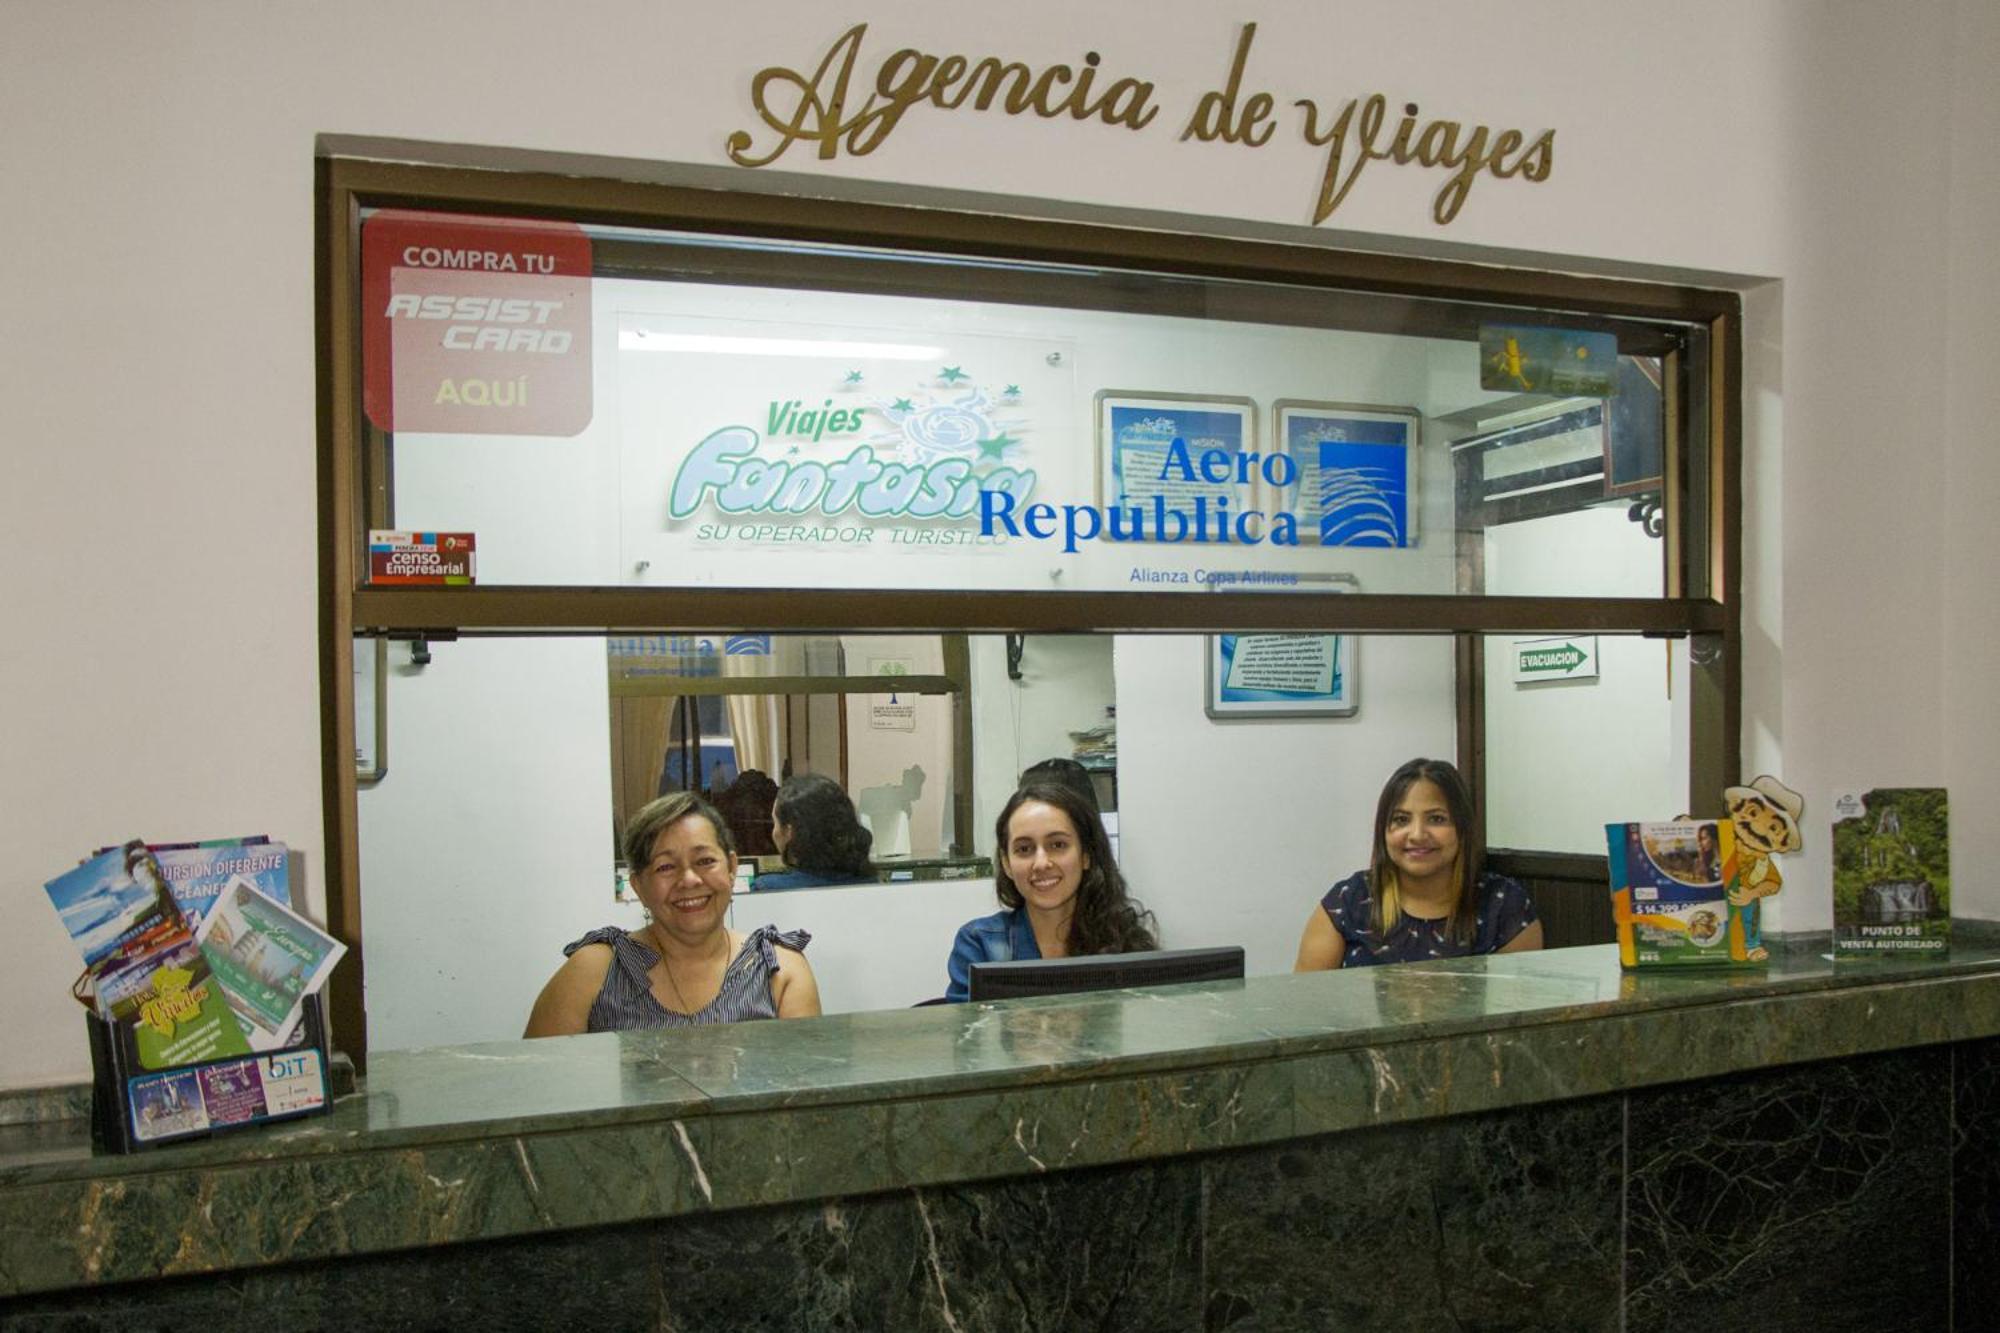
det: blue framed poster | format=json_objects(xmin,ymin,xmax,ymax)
[
  {"xmin": 1204, "ymin": 573, "xmax": 1360, "ymax": 719},
  {"xmin": 1096, "ymin": 390, "xmax": 1256, "ymax": 526},
  {"xmin": 1273, "ymin": 400, "xmax": 1420, "ymax": 548}
]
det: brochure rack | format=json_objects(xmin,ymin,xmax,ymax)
[{"xmin": 87, "ymin": 993, "xmax": 333, "ymax": 1153}]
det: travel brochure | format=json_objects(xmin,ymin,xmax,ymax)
[
  {"xmin": 95, "ymin": 931, "xmax": 250, "ymax": 1069},
  {"xmin": 1607, "ymin": 779, "xmax": 1952, "ymax": 967},
  {"xmin": 41, "ymin": 835, "xmax": 343, "ymax": 1070},
  {"xmin": 147, "ymin": 836, "xmax": 293, "ymax": 926},
  {"xmin": 1831, "ymin": 787, "xmax": 1949, "ymax": 958},
  {"xmin": 45, "ymin": 843, "xmax": 180, "ymax": 971},
  {"xmin": 1608, "ymin": 819, "xmax": 1745, "ymax": 967},
  {"xmin": 1607, "ymin": 774, "xmax": 1815, "ymax": 969},
  {"xmin": 194, "ymin": 876, "xmax": 344, "ymax": 1049},
  {"xmin": 44, "ymin": 843, "xmax": 252, "ymax": 1068}
]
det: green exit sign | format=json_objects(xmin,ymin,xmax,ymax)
[{"xmin": 1512, "ymin": 636, "xmax": 1599, "ymax": 683}]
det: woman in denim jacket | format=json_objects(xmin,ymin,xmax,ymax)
[{"xmin": 944, "ymin": 781, "xmax": 1156, "ymax": 1002}]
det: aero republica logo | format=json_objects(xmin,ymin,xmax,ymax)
[{"xmin": 1316, "ymin": 438, "xmax": 1410, "ymax": 547}]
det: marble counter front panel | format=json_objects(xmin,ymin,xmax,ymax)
[{"xmin": 3, "ymin": 944, "xmax": 1997, "ymax": 1300}]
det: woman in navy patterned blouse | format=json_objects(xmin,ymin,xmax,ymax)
[{"xmin": 1294, "ymin": 758, "xmax": 1543, "ymax": 970}]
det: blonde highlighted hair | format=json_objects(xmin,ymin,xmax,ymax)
[{"xmin": 1368, "ymin": 758, "xmax": 1482, "ymax": 946}]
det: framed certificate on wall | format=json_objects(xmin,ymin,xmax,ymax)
[
  {"xmin": 1204, "ymin": 573, "xmax": 1360, "ymax": 719},
  {"xmin": 1095, "ymin": 391, "xmax": 1257, "ymax": 529}
]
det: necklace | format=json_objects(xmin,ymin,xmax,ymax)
[{"xmin": 651, "ymin": 924, "xmax": 731, "ymax": 1013}]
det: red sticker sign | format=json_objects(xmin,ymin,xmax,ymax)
[
  {"xmin": 361, "ymin": 211, "xmax": 592, "ymax": 436},
  {"xmin": 368, "ymin": 531, "xmax": 477, "ymax": 585}
]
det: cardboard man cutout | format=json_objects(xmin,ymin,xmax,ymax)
[{"xmin": 1721, "ymin": 774, "xmax": 1805, "ymax": 962}]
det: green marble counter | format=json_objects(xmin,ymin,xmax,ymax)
[{"xmin": 4, "ymin": 943, "xmax": 1999, "ymax": 1298}]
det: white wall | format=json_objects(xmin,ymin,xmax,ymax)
[
  {"xmin": 1113, "ymin": 320, "xmax": 1459, "ymax": 973},
  {"xmin": 734, "ymin": 878, "xmax": 999, "ymax": 1011},
  {"xmin": 357, "ymin": 638, "xmax": 622, "ymax": 1051},
  {"xmin": 1482, "ymin": 507, "xmax": 1688, "ymax": 852},
  {"xmin": 1003, "ymin": 638, "xmax": 1117, "ymax": 784},
  {"xmin": 8, "ymin": 0, "xmax": 2000, "ymax": 1088},
  {"xmin": 969, "ymin": 635, "xmax": 1116, "ymax": 846},
  {"xmin": 1939, "ymin": 0, "xmax": 2000, "ymax": 928},
  {"xmin": 1115, "ymin": 634, "xmax": 1457, "ymax": 975},
  {"xmin": 1758, "ymin": 3, "xmax": 1967, "ymax": 934},
  {"xmin": 841, "ymin": 634, "xmax": 953, "ymax": 858}
]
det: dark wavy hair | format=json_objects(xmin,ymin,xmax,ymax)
[
  {"xmin": 1019, "ymin": 756, "xmax": 1101, "ymax": 813},
  {"xmin": 773, "ymin": 773, "xmax": 875, "ymax": 879},
  {"xmin": 1368, "ymin": 757, "xmax": 1482, "ymax": 947},
  {"xmin": 994, "ymin": 781, "xmax": 1156, "ymax": 957}
]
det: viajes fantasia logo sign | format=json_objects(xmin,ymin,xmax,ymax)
[{"xmin": 668, "ymin": 368, "xmax": 1038, "ymax": 523}]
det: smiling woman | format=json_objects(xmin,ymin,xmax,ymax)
[
  {"xmin": 943, "ymin": 781, "xmax": 1156, "ymax": 1002},
  {"xmin": 1294, "ymin": 758, "xmax": 1544, "ymax": 970},
  {"xmin": 523, "ymin": 792, "xmax": 821, "ymax": 1034}
]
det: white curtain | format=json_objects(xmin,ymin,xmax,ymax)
[
  {"xmin": 724, "ymin": 691, "xmax": 782, "ymax": 778},
  {"xmin": 722, "ymin": 646, "xmax": 783, "ymax": 779}
]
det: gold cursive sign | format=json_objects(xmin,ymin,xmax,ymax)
[
  {"xmin": 726, "ymin": 22, "xmax": 1556, "ymax": 228},
  {"xmin": 1298, "ymin": 93, "xmax": 1554, "ymax": 226},
  {"xmin": 725, "ymin": 23, "xmax": 1158, "ymax": 167}
]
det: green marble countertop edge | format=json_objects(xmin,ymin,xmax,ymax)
[
  {"xmin": 4, "ymin": 943, "xmax": 2000, "ymax": 1297},
  {"xmin": 8, "ymin": 944, "xmax": 1999, "ymax": 1182}
]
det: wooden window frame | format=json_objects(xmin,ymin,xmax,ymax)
[{"xmin": 317, "ymin": 154, "xmax": 1739, "ymax": 1067}]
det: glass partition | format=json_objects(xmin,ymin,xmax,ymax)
[
  {"xmin": 323, "ymin": 157, "xmax": 1738, "ymax": 1063},
  {"xmin": 1482, "ymin": 631, "xmax": 1690, "ymax": 855},
  {"xmin": 357, "ymin": 630, "xmax": 1468, "ymax": 1049},
  {"xmin": 363, "ymin": 218, "xmax": 1677, "ymax": 601},
  {"xmin": 605, "ymin": 632, "xmax": 975, "ymax": 860}
]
